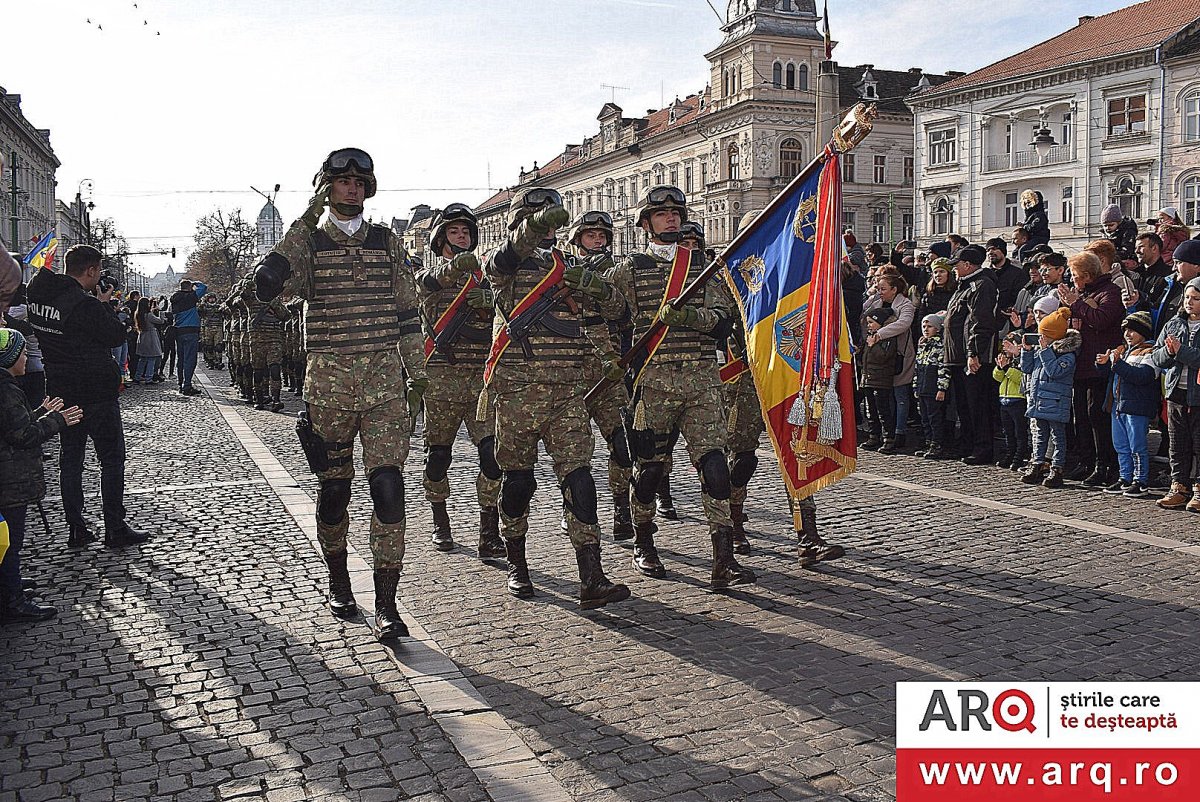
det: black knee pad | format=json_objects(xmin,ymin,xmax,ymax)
[
  {"xmin": 317, "ymin": 478, "xmax": 352, "ymax": 525},
  {"xmin": 729, "ymin": 451, "xmax": 759, "ymax": 489},
  {"xmin": 368, "ymin": 466, "xmax": 405, "ymax": 524},
  {"xmin": 424, "ymin": 445, "xmax": 453, "ymax": 482},
  {"xmin": 477, "ymin": 437, "xmax": 502, "ymax": 481},
  {"xmin": 560, "ymin": 467, "xmax": 598, "ymax": 526},
  {"xmin": 500, "ymin": 469, "xmax": 536, "ymax": 520},
  {"xmin": 607, "ymin": 427, "xmax": 633, "ymax": 470},
  {"xmin": 698, "ymin": 450, "xmax": 731, "ymax": 501},
  {"xmin": 632, "ymin": 461, "xmax": 665, "ymax": 504}
]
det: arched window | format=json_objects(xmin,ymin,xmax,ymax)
[
  {"xmin": 1182, "ymin": 175, "xmax": 1200, "ymax": 225},
  {"xmin": 779, "ymin": 138, "xmax": 803, "ymax": 179},
  {"xmin": 798, "ymin": 63, "xmax": 809, "ymax": 91},
  {"xmin": 723, "ymin": 69, "xmax": 730, "ymax": 97},
  {"xmin": 728, "ymin": 146, "xmax": 740, "ymax": 181},
  {"xmin": 1110, "ymin": 175, "xmax": 1142, "ymax": 220},
  {"xmin": 786, "ymin": 63, "xmax": 796, "ymax": 90},
  {"xmin": 931, "ymin": 196, "xmax": 955, "ymax": 235},
  {"xmin": 736, "ymin": 67, "xmax": 742, "ymax": 93},
  {"xmin": 772, "ymin": 62, "xmax": 782, "ymax": 88},
  {"xmin": 1184, "ymin": 90, "xmax": 1200, "ymax": 142}
]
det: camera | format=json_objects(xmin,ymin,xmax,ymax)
[
  {"xmin": 96, "ymin": 271, "xmax": 121, "ymax": 294},
  {"xmin": 1022, "ymin": 332, "xmax": 1041, "ymax": 347}
]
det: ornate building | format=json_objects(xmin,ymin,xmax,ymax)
[
  {"xmin": 256, "ymin": 200, "xmax": 284, "ymax": 256},
  {"xmin": 470, "ymin": 0, "xmax": 944, "ymax": 256},
  {"xmin": 1, "ymin": 86, "xmax": 59, "ymax": 253}
]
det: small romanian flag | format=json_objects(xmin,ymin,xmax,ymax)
[{"xmin": 24, "ymin": 231, "xmax": 59, "ymax": 271}]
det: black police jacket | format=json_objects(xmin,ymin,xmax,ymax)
[{"xmin": 26, "ymin": 269, "xmax": 126, "ymax": 403}]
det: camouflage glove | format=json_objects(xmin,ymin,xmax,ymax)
[
  {"xmin": 300, "ymin": 182, "xmax": 330, "ymax": 230},
  {"xmin": 466, "ymin": 287, "xmax": 495, "ymax": 309},
  {"xmin": 601, "ymin": 355, "xmax": 626, "ymax": 383},
  {"xmin": 658, "ymin": 302, "xmax": 700, "ymax": 329},
  {"xmin": 449, "ymin": 251, "xmax": 480, "ymax": 277},
  {"xmin": 563, "ymin": 264, "xmax": 611, "ymax": 301},
  {"xmin": 528, "ymin": 205, "xmax": 570, "ymax": 234},
  {"xmin": 406, "ymin": 377, "xmax": 429, "ymax": 422}
]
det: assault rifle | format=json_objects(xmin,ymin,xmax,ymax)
[
  {"xmin": 431, "ymin": 276, "xmax": 492, "ymax": 365},
  {"xmin": 503, "ymin": 284, "xmax": 579, "ymax": 359}
]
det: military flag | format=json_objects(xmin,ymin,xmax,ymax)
[
  {"xmin": 23, "ymin": 231, "xmax": 59, "ymax": 271},
  {"xmin": 721, "ymin": 145, "xmax": 855, "ymax": 514}
]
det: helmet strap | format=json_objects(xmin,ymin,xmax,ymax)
[{"xmin": 333, "ymin": 202, "xmax": 363, "ymax": 217}]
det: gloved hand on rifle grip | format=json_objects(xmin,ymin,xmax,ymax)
[
  {"xmin": 466, "ymin": 287, "xmax": 495, "ymax": 309},
  {"xmin": 601, "ymin": 355, "xmax": 626, "ymax": 383},
  {"xmin": 528, "ymin": 205, "xmax": 570, "ymax": 234},
  {"xmin": 658, "ymin": 301, "xmax": 700, "ymax": 329},
  {"xmin": 563, "ymin": 264, "xmax": 611, "ymax": 301}
]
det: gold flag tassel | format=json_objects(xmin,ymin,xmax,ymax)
[
  {"xmin": 816, "ymin": 363, "xmax": 842, "ymax": 444},
  {"xmin": 475, "ymin": 386, "xmax": 489, "ymax": 422}
]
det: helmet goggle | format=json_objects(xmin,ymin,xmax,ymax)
[
  {"xmin": 645, "ymin": 186, "xmax": 686, "ymax": 207},
  {"xmin": 323, "ymin": 148, "xmax": 374, "ymax": 176},
  {"xmin": 579, "ymin": 210, "xmax": 613, "ymax": 228},
  {"xmin": 522, "ymin": 188, "xmax": 562, "ymax": 209},
  {"xmin": 438, "ymin": 202, "xmax": 476, "ymax": 225}
]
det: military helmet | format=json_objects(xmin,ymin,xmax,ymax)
[
  {"xmin": 507, "ymin": 186, "xmax": 563, "ymax": 231},
  {"xmin": 429, "ymin": 203, "xmax": 479, "ymax": 255},
  {"xmin": 678, "ymin": 220, "xmax": 706, "ymax": 248},
  {"xmin": 637, "ymin": 185, "xmax": 688, "ymax": 226},
  {"xmin": 313, "ymin": 147, "xmax": 377, "ymax": 198},
  {"xmin": 569, "ymin": 210, "xmax": 613, "ymax": 248}
]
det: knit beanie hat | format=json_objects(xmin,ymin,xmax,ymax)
[
  {"xmin": 0, "ymin": 328, "xmax": 26, "ymax": 369},
  {"xmin": 1038, "ymin": 307, "xmax": 1069, "ymax": 340},
  {"xmin": 865, "ymin": 307, "xmax": 895, "ymax": 326},
  {"xmin": 921, "ymin": 313, "xmax": 944, "ymax": 331},
  {"xmin": 1032, "ymin": 294, "xmax": 1062, "ymax": 317},
  {"xmin": 1173, "ymin": 239, "xmax": 1200, "ymax": 266},
  {"xmin": 1101, "ymin": 204, "xmax": 1123, "ymax": 225},
  {"xmin": 1121, "ymin": 311, "xmax": 1153, "ymax": 341}
]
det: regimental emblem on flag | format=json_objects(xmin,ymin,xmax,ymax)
[
  {"xmin": 792, "ymin": 194, "xmax": 818, "ymax": 243},
  {"xmin": 736, "ymin": 254, "xmax": 766, "ymax": 295},
  {"xmin": 774, "ymin": 305, "xmax": 807, "ymax": 371}
]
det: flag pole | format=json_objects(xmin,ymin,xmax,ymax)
[{"xmin": 585, "ymin": 102, "xmax": 878, "ymax": 405}]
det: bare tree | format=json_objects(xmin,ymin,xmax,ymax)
[
  {"xmin": 187, "ymin": 208, "xmax": 256, "ymax": 293},
  {"xmin": 89, "ymin": 217, "xmax": 130, "ymax": 283}
]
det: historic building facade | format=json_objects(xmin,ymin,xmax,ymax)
[
  {"xmin": 469, "ymin": 0, "xmax": 944, "ymax": 257},
  {"xmin": 1, "ymin": 86, "xmax": 59, "ymax": 253},
  {"xmin": 256, "ymin": 200, "xmax": 284, "ymax": 256}
]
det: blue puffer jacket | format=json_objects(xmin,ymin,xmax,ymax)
[
  {"xmin": 1020, "ymin": 329, "xmax": 1081, "ymax": 423},
  {"xmin": 1100, "ymin": 346, "xmax": 1159, "ymax": 419}
]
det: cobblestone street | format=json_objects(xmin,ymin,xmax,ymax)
[{"xmin": 3, "ymin": 369, "xmax": 1198, "ymax": 802}]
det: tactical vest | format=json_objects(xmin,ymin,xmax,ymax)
[
  {"xmin": 420, "ymin": 258, "xmax": 492, "ymax": 366},
  {"xmin": 305, "ymin": 225, "xmax": 415, "ymax": 354},
  {"xmin": 496, "ymin": 253, "xmax": 586, "ymax": 370},
  {"xmin": 628, "ymin": 253, "xmax": 715, "ymax": 364},
  {"xmin": 246, "ymin": 297, "xmax": 285, "ymax": 330}
]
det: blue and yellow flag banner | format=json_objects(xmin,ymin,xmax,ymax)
[
  {"xmin": 722, "ymin": 151, "xmax": 855, "ymax": 508},
  {"xmin": 24, "ymin": 231, "xmax": 58, "ymax": 271}
]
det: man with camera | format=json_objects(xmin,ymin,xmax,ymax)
[
  {"xmin": 170, "ymin": 279, "xmax": 208, "ymax": 395},
  {"xmin": 26, "ymin": 245, "xmax": 149, "ymax": 548}
]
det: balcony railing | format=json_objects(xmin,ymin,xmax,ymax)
[{"xmin": 983, "ymin": 145, "xmax": 1073, "ymax": 173}]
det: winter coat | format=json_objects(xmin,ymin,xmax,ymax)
[
  {"xmin": 169, "ymin": 282, "xmax": 208, "ymax": 331},
  {"xmin": 991, "ymin": 260, "xmax": 1026, "ymax": 314},
  {"xmin": 943, "ymin": 268, "xmax": 1000, "ymax": 367},
  {"xmin": 1132, "ymin": 260, "xmax": 1173, "ymax": 317},
  {"xmin": 993, "ymin": 364, "xmax": 1025, "ymax": 400},
  {"xmin": 842, "ymin": 265, "xmax": 866, "ymax": 348},
  {"xmin": 136, "ymin": 312, "xmax": 165, "ymax": 358},
  {"xmin": 861, "ymin": 332, "xmax": 898, "ymax": 390},
  {"xmin": 1020, "ymin": 191, "xmax": 1051, "ymax": 247},
  {"xmin": 1152, "ymin": 313, "xmax": 1200, "ymax": 406},
  {"xmin": 1159, "ymin": 224, "xmax": 1189, "ymax": 264},
  {"xmin": 914, "ymin": 335, "xmax": 947, "ymax": 397},
  {"xmin": 917, "ymin": 283, "xmax": 955, "ymax": 317},
  {"xmin": 0, "ymin": 371, "xmax": 67, "ymax": 508},
  {"xmin": 1068, "ymin": 273, "xmax": 1124, "ymax": 381},
  {"xmin": 862, "ymin": 293, "xmax": 915, "ymax": 386},
  {"xmin": 1100, "ymin": 346, "xmax": 1159, "ymax": 419},
  {"xmin": 1020, "ymin": 329, "xmax": 1081, "ymax": 423},
  {"xmin": 1107, "ymin": 218, "xmax": 1139, "ymax": 263}
]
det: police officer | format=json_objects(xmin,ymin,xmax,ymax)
[
  {"xmin": 253, "ymin": 148, "xmax": 428, "ymax": 641},
  {"xmin": 565, "ymin": 210, "xmax": 634, "ymax": 541},
  {"xmin": 416, "ymin": 203, "xmax": 504, "ymax": 560},
  {"xmin": 483, "ymin": 187, "xmax": 630, "ymax": 609},
  {"xmin": 606, "ymin": 186, "xmax": 754, "ymax": 589},
  {"xmin": 26, "ymin": 245, "xmax": 150, "ymax": 548}
]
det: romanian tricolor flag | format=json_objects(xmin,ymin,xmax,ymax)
[
  {"xmin": 722, "ymin": 147, "xmax": 855, "ymax": 513},
  {"xmin": 23, "ymin": 231, "xmax": 58, "ymax": 271}
]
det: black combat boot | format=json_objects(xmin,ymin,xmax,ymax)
[
  {"xmin": 254, "ymin": 389, "xmax": 269, "ymax": 411},
  {"xmin": 729, "ymin": 501, "xmax": 751, "ymax": 555},
  {"xmin": 1, "ymin": 592, "xmax": 57, "ymax": 624},
  {"xmin": 325, "ymin": 550, "xmax": 357, "ymax": 618},
  {"xmin": 612, "ymin": 497, "xmax": 633, "ymax": 542},
  {"xmin": 632, "ymin": 521, "xmax": 666, "ymax": 577},
  {"xmin": 656, "ymin": 476, "xmax": 678, "ymax": 520},
  {"xmin": 67, "ymin": 524, "xmax": 97, "ymax": 548},
  {"xmin": 104, "ymin": 523, "xmax": 150, "ymax": 548},
  {"xmin": 575, "ymin": 543, "xmax": 630, "ymax": 610},
  {"xmin": 796, "ymin": 506, "xmax": 845, "ymax": 568},
  {"xmin": 477, "ymin": 507, "xmax": 505, "ymax": 563},
  {"xmin": 504, "ymin": 537, "xmax": 535, "ymax": 598},
  {"xmin": 270, "ymin": 391, "xmax": 284, "ymax": 413},
  {"xmin": 711, "ymin": 526, "xmax": 756, "ymax": 589},
  {"xmin": 430, "ymin": 501, "xmax": 455, "ymax": 552},
  {"xmin": 372, "ymin": 568, "xmax": 408, "ymax": 640}
]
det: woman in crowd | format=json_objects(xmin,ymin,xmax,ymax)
[
  {"xmin": 134, "ymin": 298, "xmax": 166, "ymax": 384},
  {"xmin": 863, "ymin": 273, "xmax": 916, "ymax": 452}
]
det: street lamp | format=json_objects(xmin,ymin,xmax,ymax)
[
  {"xmin": 1030, "ymin": 124, "xmax": 1057, "ymax": 161},
  {"xmin": 77, "ymin": 179, "xmax": 94, "ymax": 247}
]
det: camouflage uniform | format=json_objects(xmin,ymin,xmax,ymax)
[
  {"xmin": 242, "ymin": 285, "xmax": 292, "ymax": 411},
  {"xmin": 227, "ymin": 282, "xmax": 255, "ymax": 402}
]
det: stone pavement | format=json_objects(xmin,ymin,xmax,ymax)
[{"xmin": 3, "ymin": 367, "xmax": 1199, "ymax": 801}]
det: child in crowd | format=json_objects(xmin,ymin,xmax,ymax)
[
  {"xmin": 914, "ymin": 313, "xmax": 949, "ymax": 459},
  {"xmin": 0, "ymin": 329, "xmax": 82, "ymax": 624},
  {"xmin": 1016, "ymin": 308, "xmax": 1080, "ymax": 488},
  {"xmin": 1097, "ymin": 311, "xmax": 1159, "ymax": 497},
  {"xmin": 1153, "ymin": 277, "xmax": 1200, "ymax": 511},
  {"xmin": 994, "ymin": 333, "xmax": 1029, "ymax": 471},
  {"xmin": 861, "ymin": 307, "xmax": 898, "ymax": 452}
]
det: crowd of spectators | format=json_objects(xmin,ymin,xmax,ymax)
[{"xmin": 846, "ymin": 202, "xmax": 1200, "ymax": 511}]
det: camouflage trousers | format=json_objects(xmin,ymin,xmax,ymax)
[
  {"xmin": 724, "ymin": 375, "xmax": 765, "ymax": 506},
  {"xmin": 250, "ymin": 328, "xmax": 284, "ymax": 396},
  {"xmin": 492, "ymin": 378, "xmax": 598, "ymax": 548},
  {"xmin": 310, "ymin": 396, "xmax": 412, "ymax": 570},
  {"xmin": 422, "ymin": 363, "xmax": 499, "ymax": 507},
  {"xmin": 586, "ymin": 379, "xmax": 632, "ymax": 502},
  {"xmin": 629, "ymin": 367, "xmax": 732, "ymax": 533},
  {"xmin": 202, "ymin": 326, "xmax": 224, "ymax": 349}
]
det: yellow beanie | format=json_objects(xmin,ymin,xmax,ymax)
[{"xmin": 1038, "ymin": 307, "xmax": 1069, "ymax": 340}]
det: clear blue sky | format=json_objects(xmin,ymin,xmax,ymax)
[{"xmin": 3, "ymin": 0, "xmax": 1132, "ymax": 275}]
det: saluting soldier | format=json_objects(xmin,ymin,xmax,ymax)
[
  {"xmin": 415, "ymin": 204, "xmax": 505, "ymax": 560},
  {"xmin": 241, "ymin": 282, "xmax": 292, "ymax": 412},
  {"xmin": 253, "ymin": 147, "xmax": 428, "ymax": 641}
]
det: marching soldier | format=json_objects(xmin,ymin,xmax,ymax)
[
  {"xmin": 241, "ymin": 282, "xmax": 292, "ymax": 412},
  {"xmin": 253, "ymin": 147, "xmax": 428, "ymax": 640},
  {"xmin": 415, "ymin": 203, "xmax": 505, "ymax": 560},
  {"xmin": 284, "ymin": 296, "xmax": 306, "ymax": 394},
  {"xmin": 566, "ymin": 210, "xmax": 634, "ymax": 541},
  {"xmin": 606, "ymin": 186, "xmax": 755, "ymax": 589},
  {"xmin": 227, "ymin": 280, "xmax": 255, "ymax": 402},
  {"xmin": 483, "ymin": 186, "xmax": 630, "ymax": 609},
  {"xmin": 207, "ymin": 295, "xmax": 226, "ymax": 370}
]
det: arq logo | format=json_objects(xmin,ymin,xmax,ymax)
[{"xmin": 919, "ymin": 687, "xmax": 1037, "ymax": 733}]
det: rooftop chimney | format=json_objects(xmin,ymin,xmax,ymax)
[{"xmin": 1078, "ymin": 15, "xmax": 1093, "ymax": 25}]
